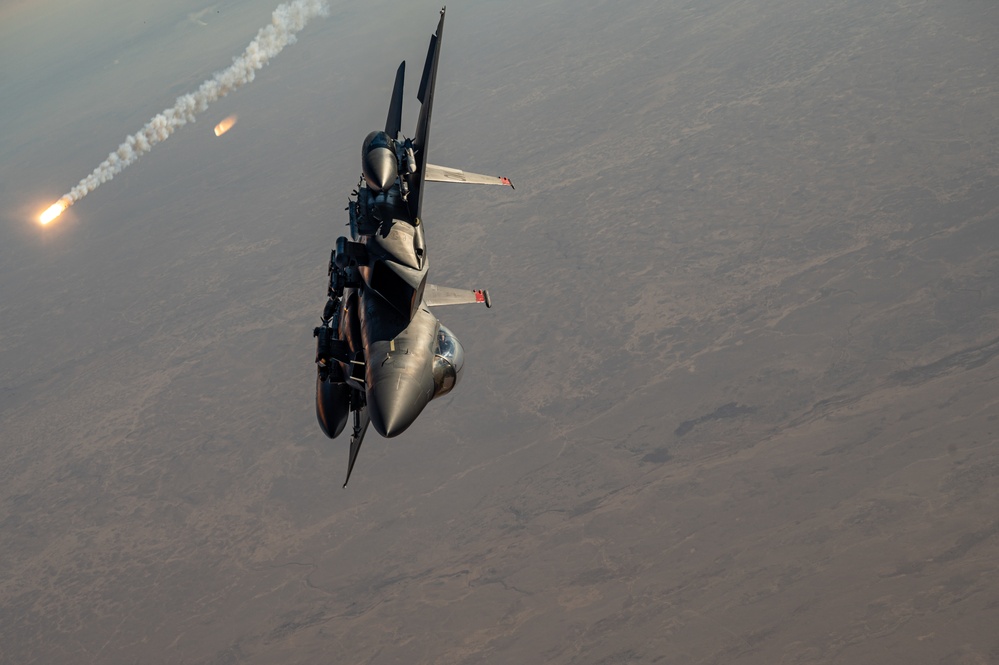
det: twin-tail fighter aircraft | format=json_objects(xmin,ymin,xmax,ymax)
[{"xmin": 313, "ymin": 8, "xmax": 513, "ymax": 487}]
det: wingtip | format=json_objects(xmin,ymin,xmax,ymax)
[
  {"xmin": 500, "ymin": 176, "xmax": 514, "ymax": 190},
  {"xmin": 472, "ymin": 289, "xmax": 492, "ymax": 308}
]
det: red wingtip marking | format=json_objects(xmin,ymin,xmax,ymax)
[{"xmin": 474, "ymin": 290, "xmax": 486, "ymax": 302}]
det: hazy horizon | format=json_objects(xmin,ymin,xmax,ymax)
[{"xmin": 2, "ymin": 0, "xmax": 998, "ymax": 662}]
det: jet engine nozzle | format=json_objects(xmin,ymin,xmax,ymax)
[{"xmin": 361, "ymin": 131, "xmax": 398, "ymax": 192}]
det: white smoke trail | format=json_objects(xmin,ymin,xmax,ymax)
[{"xmin": 55, "ymin": 0, "xmax": 329, "ymax": 211}]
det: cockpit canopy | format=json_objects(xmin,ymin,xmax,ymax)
[{"xmin": 432, "ymin": 324, "xmax": 464, "ymax": 398}]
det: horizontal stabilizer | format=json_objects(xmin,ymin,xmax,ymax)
[
  {"xmin": 424, "ymin": 163, "xmax": 514, "ymax": 189},
  {"xmin": 425, "ymin": 284, "xmax": 491, "ymax": 308}
]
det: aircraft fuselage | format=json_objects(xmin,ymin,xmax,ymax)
[{"xmin": 313, "ymin": 9, "xmax": 503, "ymax": 486}]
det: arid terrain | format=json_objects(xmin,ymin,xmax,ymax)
[{"xmin": 1, "ymin": 0, "xmax": 998, "ymax": 663}]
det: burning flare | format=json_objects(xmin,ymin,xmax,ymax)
[
  {"xmin": 38, "ymin": 0, "xmax": 329, "ymax": 224},
  {"xmin": 214, "ymin": 114, "xmax": 239, "ymax": 137},
  {"xmin": 40, "ymin": 199, "xmax": 69, "ymax": 225}
]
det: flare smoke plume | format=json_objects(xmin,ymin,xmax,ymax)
[{"xmin": 47, "ymin": 0, "xmax": 329, "ymax": 219}]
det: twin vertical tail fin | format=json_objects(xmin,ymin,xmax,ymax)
[
  {"xmin": 409, "ymin": 8, "xmax": 446, "ymax": 219},
  {"xmin": 343, "ymin": 403, "xmax": 370, "ymax": 488},
  {"xmin": 385, "ymin": 62, "xmax": 406, "ymax": 139}
]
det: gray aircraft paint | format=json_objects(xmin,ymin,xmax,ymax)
[{"xmin": 313, "ymin": 9, "xmax": 511, "ymax": 486}]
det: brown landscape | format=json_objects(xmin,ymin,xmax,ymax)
[{"xmin": 1, "ymin": 0, "xmax": 997, "ymax": 663}]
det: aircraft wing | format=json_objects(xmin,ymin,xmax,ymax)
[
  {"xmin": 425, "ymin": 284, "xmax": 491, "ymax": 308},
  {"xmin": 425, "ymin": 164, "xmax": 514, "ymax": 188}
]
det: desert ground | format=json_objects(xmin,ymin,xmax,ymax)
[{"xmin": 1, "ymin": 0, "xmax": 997, "ymax": 662}]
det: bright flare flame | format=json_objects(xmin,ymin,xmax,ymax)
[
  {"xmin": 40, "ymin": 0, "xmax": 329, "ymax": 221},
  {"xmin": 40, "ymin": 200, "xmax": 69, "ymax": 225},
  {"xmin": 213, "ymin": 114, "xmax": 238, "ymax": 137}
]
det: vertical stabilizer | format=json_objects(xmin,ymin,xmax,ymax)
[
  {"xmin": 409, "ymin": 7, "xmax": 446, "ymax": 219},
  {"xmin": 385, "ymin": 62, "xmax": 406, "ymax": 139}
]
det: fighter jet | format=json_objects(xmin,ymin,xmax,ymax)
[{"xmin": 313, "ymin": 8, "xmax": 513, "ymax": 487}]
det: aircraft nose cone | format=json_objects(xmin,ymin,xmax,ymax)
[
  {"xmin": 367, "ymin": 370, "xmax": 431, "ymax": 438},
  {"xmin": 363, "ymin": 146, "xmax": 398, "ymax": 192}
]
